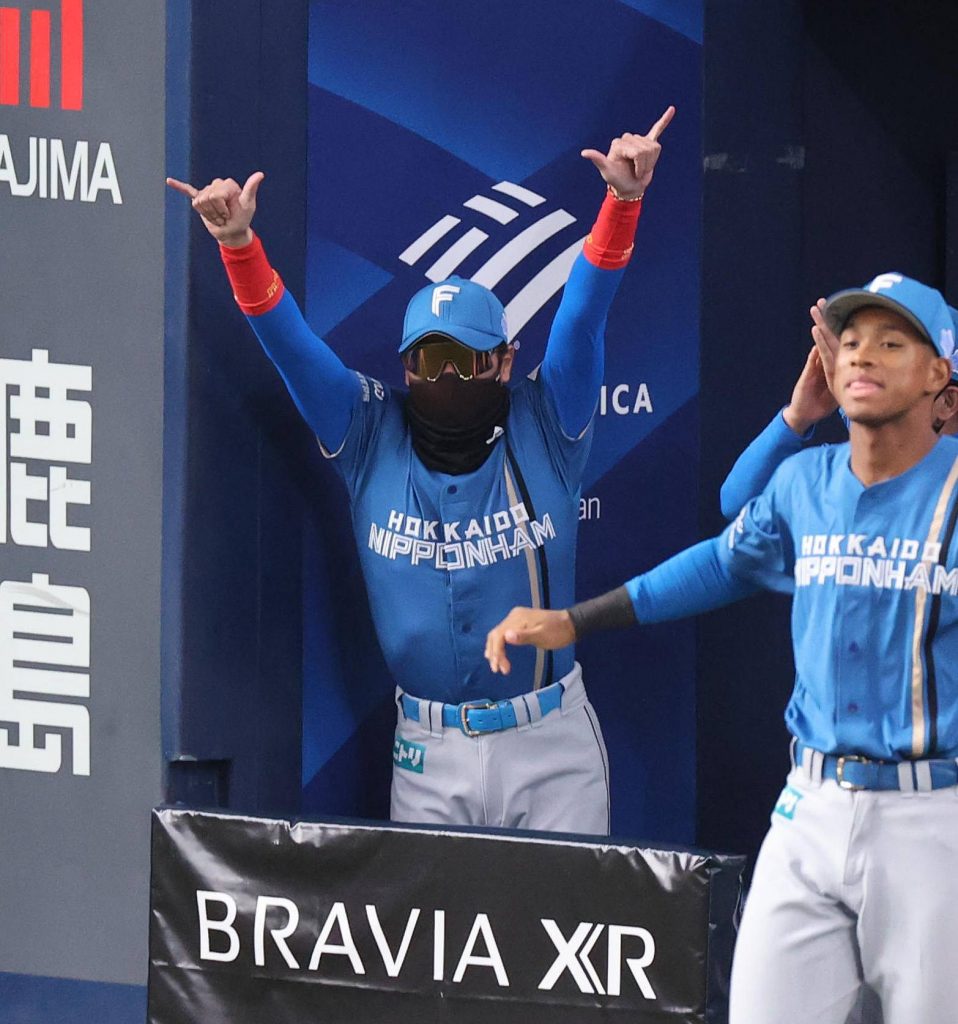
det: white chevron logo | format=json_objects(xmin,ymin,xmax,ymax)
[{"xmin": 399, "ymin": 180, "xmax": 586, "ymax": 341}]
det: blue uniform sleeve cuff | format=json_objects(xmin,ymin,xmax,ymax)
[{"xmin": 777, "ymin": 407, "xmax": 816, "ymax": 442}]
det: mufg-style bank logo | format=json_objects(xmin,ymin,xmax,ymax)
[
  {"xmin": 398, "ymin": 181, "xmax": 585, "ymax": 342},
  {"xmin": 0, "ymin": 0, "xmax": 83, "ymax": 110}
]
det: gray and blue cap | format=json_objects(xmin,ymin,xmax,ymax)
[{"xmin": 824, "ymin": 272, "xmax": 956, "ymax": 364}]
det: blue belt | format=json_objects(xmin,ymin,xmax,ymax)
[
  {"xmin": 401, "ymin": 683, "xmax": 563, "ymax": 737},
  {"xmin": 795, "ymin": 742, "xmax": 958, "ymax": 791}
]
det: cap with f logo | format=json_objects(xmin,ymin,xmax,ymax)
[
  {"xmin": 825, "ymin": 272, "xmax": 956, "ymax": 359},
  {"xmin": 399, "ymin": 276, "xmax": 508, "ymax": 353}
]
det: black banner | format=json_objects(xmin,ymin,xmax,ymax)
[{"xmin": 149, "ymin": 809, "xmax": 743, "ymax": 1023}]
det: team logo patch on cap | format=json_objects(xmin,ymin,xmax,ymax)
[
  {"xmin": 940, "ymin": 328, "xmax": 955, "ymax": 359},
  {"xmin": 393, "ymin": 737, "xmax": 426, "ymax": 773},
  {"xmin": 431, "ymin": 284, "xmax": 460, "ymax": 316},
  {"xmin": 865, "ymin": 272, "xmax": 903, "ymax": 294}
]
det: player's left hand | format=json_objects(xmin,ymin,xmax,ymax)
[
  {"xmin": 582, "ymin": 106, "xmax": 675, "ymax": 200},
  {"xmin": 165, "ymin": 171, "xmax": 265, "ymax": 247},
  {"xmin": 484, "ymin": 607, "xmax": 576, "ymax": 675}
]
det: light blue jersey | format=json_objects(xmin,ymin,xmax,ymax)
[
  {"xmin": 326, "ymin": 368, "xmax": 587, "ymax": 704},
  {"xmin": 630, "ymin": 439, "xmax": 958, "ymax": 760},
  {"xmin": 246, "ymin": 252, "xmax": 625, "ymax": 705}
]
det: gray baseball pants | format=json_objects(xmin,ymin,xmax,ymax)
[
  {"xmin": 730, "ymin": 761, "xmax": 958, "ymax": 1024},
  {"xmin": 390, "ymin": 663, "xmax": 610, "ymax": 835}
]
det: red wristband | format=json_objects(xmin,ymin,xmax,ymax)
[
  {"xmin": 582, "ymin": 191, "xmax": 643, "ymax": 270},
  {"xmin": 219, "ymin": 232, "xmax": 285, "ymax": 316}
]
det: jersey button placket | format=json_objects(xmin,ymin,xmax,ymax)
[
  {"xmin": 845, "ymin": 639, "xmax": 863, "ymax": 717},
  {"xmin": 840, "ymin": 497, "xmax": 873, "ymax": 744}
]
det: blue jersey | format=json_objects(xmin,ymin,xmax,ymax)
[
  {"xmin": 327, "ymin": 367, "xmax": 586, "ymax": 703},
  {"xmin": 245, "ymin": 252, "xmax": 625, "ymax": 704},
  {"xmin": 630, "ymin": 439, "xmax": 958, "ymax": 761}
]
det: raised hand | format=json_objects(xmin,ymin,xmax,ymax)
[
  {"xmin": 484, "ymin": 607, "xmax": 576, "ymax": 675},
  {"xmin": 783, "ymin": 345, "xmax": 838, "ymax": 435},
  {"xmin": 581, "ymin": 106, "xmax": 675, "ymax": 200},
  {"xmin": 809, "ymin": 298, "xmax": 840, "ymax": 395},
  {"xmin": 165, "ymin": 171, "xmax": 265, "ymax": 247}
]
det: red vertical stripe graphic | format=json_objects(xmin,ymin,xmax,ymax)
[
  {"xmin": 30, "ymin": 9, "xmax": 51, "ymax": 108},
  {"xmin": 0, "ymin": 7, "xmax": 20, "ymax": 107},
  {"xmin": 60, "ymin": 0, "xmax": 82, "ymax": 110}
]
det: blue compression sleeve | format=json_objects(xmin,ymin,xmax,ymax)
[
  {"xmin": 719, "ymin": 409, "xmax": 811, "ymax": 519},
  {"xmin": 625, "ymin": 538, "xmax": 759, "ymax": 624},
  {"xmin": 540, "ymin": 255, "xmax": 625, "ymax": 438},
  {"xmin": 245, "ymin": 291, "xmax": 360, "ymax": 452}
]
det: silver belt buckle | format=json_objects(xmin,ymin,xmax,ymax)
[
  {"xmin": 835, "ymin": 754, "xmax": 868, "ymax": 790},
  {"xmin": 459, "ymin": 700, "xmax": 497, "ymax": 738}
]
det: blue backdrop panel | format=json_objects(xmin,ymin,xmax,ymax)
[{"xmin": 302, "ymin": 0, "xmax": 702, "ymax": 840}]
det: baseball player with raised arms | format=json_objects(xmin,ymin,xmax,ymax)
[
  {"xmin": 167, "ymin": 106, "xmax": 675, "ymax": 835},
  {"xmin": 485, "ymin": 273, "xmax": 958, "ymax": 1021}
]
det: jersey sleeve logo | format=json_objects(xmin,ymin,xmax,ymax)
[
  {"xmin": 727, "ymin": 506, "xmax": 748, "ymax": 550},
  {"xmin": 356, "ymin": 372, "xmax": 385, "ymax": 404}
]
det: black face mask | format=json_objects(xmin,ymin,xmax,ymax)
[{"xmin": 405, "ymin": 375, "xmax": 510, "ymax": 475}]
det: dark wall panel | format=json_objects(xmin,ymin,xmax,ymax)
[
  {"xmin": 697, "ymin": 0, "xmax": 806, "ymax": 860},
  {"xmin": 163, "ymin": 0, "xmax": 310, "ymax": 818},
  {"xmin": 698, "ymin": 0, "xmax": 958, "ymax": 864}
]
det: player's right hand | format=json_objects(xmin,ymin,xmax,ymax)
[
  {"xmin": 782, "ymin": 345, "xmax": 838, "ymax": 435},
  {"xmin": 165, "ymin": 171, "xmax": 265, "ymax": 247},
  {"xmin": 484, "ymin": 607, "xmax": 576, "ymax": 675},
  {"xmin": 809, "ymin": 298, "xmax": 840, "ymax": 395}
]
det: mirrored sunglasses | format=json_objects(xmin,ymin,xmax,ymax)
[{"xmin": 402, "ymin": 337, "xmax": 501, "ymax": 382}]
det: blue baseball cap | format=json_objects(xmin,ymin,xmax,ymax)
[
  {"xmin": 824, "ymin": 272, "xmax": 956, "ymax": 359},
  {"xmin": 399, "ymin": 276, "xmax": 509, "ymax": 354}
]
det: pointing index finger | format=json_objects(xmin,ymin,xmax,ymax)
[
  {"xmin": 646, "ymin": 105, "xmax": 676, "ymax": 142},
  {"xmin": 166, "ymin": 177, "xmax": 199, "ymax": 199}
]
